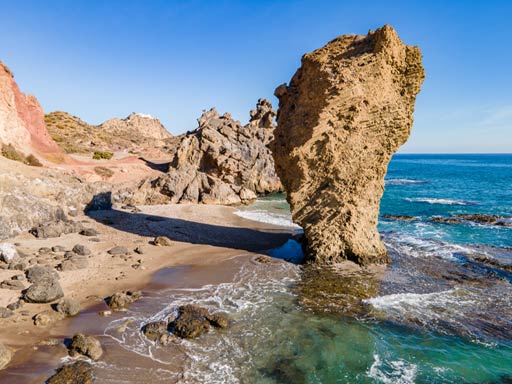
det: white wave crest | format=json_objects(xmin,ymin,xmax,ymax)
[
  {"xmin": 367, "ymin": 354, "xmax": 418, "ymax": 384},
  {"xmin": 386, "ymin": 179, "xmax": 427, "ymax": 185},
  {"xmin": 405, "ymin": 197, "xmax": 473, "ymax": 205},
  {"xmin": 234, "ymin": 209, "xmax": 302, "ymax": 229}
]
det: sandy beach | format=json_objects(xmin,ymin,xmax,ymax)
[{"xmin": 0, "ymin": 203, "xmax": 293, "ymax": 380}]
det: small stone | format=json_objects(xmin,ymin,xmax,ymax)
[
  {"xmin": 72, "ymin": 245, "xmax": 91, "ymax": 256},
  {"xmin": 26, "ymin": 265, "xmax": 59, "ymax": 283},
  {"xmin": 0, "ymin": 280, "xmax": 25, "ymax": 290},
  {"xmin": 0, "ymin": 243, "xmax": 19, "ymax": 263},
  {"xmin": 98, "ymin": 310, "xmax": 111, "ymax": 317},
  {"xmin": 134, "ymin": 247, "xmax": 144, "ymax": 255},
  {"xmin": 33, "ymin": 310, "xmax": 64, "ymax": 327},
  {"xmin": 0, "ymin": 307, "xmax": 14, "ymax": 319},
  {"xmin": 51, "ymin": 246, "xmax": 66, "ymax": 253},
  {"xmin": 153, "ymin": 236, "xmax": 173, "ymax": 247},
  {"xmin": 8, "ymin": 261, "xmax": 27, "ymax": 271},
  {"xmin": 107, "ymin": 290, "xmax": 141, "ymax": 310},
  {"xmin": 38, "ymin": 247, "xmax": 52, "ymax": 255},
  {"xmin": 142, "ymin": 321, "xmax": 168, "ymax": 341},
  {"xmin": 23, "ymin": 278, "xmax": 64, "ymax": 303},
  {"xmin": 68, "ymin": 333, "xmax": 103, "ymax": 361},
  {"xmin": 79, "ymin": 228, "xmax": 99, "ymax": 237},
  {"xmin": 6, "ymin": 300, "xmax": 23, "ymax": 311},
  {"xmin": 107, "ymin": 246, "xmax": 129, "ymax": 256},
  {"xmin": 56, "ymin": 298, "xmax": 80, "ymax": 316},
  {"xmin": 11, "ymin": 274, "xmax": 25, "ymax": 281}
]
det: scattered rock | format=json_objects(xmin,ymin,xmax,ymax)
[
  {"xmin": 6, "ymin": 300, "xmax": 23, "ymax": 311},
  {"xmin": 0, "ymin": 279, "xmax": 25, "ymax": 290},
  {"xmin": 8, "ymin": 260, "xmax": 27, "ymax": 271},
  {"xmin": 72, "ymin": 244, "xmax": 91, "ymax": 256},
  {"xmin": 38, "ymin": 247, "xmax": 52, "ymax": 254},
  {"xmin": 107, "ymin": 246, "xmax": 128, "ymax": 256},
  {"xmin": 59, "ymin": 255, "xmax": 88, "ymax": 271},
  {"xmin": 26, "ymin": 265, "xmax": 59, "ymax": 283},
  {"xmin": 152, "ymin": 236, "xmax": 172, "ymax": 247},
  {"xmin": 29, "ymin": 220, "xmax": 84, "ymax": 239},
  {"xmin": 0, "ymin": 243, "xmax": 19, "ymax": 263},
  {"xmin": 134, "ymin": 247, "xmax": 144, "ymax": 255},
  {"xmin": 33, "ymin": 310, "xmax": 64, "ymax": 327},
  {"xmin": 107, "ymin": 290, "xmax": 141, "ymax": 310},
  {"xmin": 46, "ymin": 360, "xmax": 94, "ymax": 384},
  {"xmin": 98, "ymin": 310, "xmax": 111, "ymax": 317},
  {"xmin": 52, "ymin": 245, "xmax": 67, "ymax": 253},
  {"xmin": 271, "ymin": 25, "xmax": 425, "ymax": 265},
  {"xmin": 79, "ymin": 228, "xmax": 99, "ymax": 237},
  {"xmin": 0, "ymin": 343, "xmax": 11, "ymax": 370},
  {"xmin": 456, "ymin": 214, "xmax": 502, "ymax": 224},
  {"xmin": 23, "ymin": 277, "xmax": 64, "ymax": 303},
  {"xmin": 56, "ymin": 298, "xmax": 80, "ymax": 316},
  {"xmin": 11, "ymin": 274, "xmax": 25, "ymax": 281},
  {"xmin": 0, "ymin": 307, "xmax": 13, "ymax": 319},
  {"xmin": 68, "ymin": 333, "xmax": 103, "ymax": 361}
]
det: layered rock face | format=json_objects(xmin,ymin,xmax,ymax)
[
  {"xmin": 272, "ymin": 25, "xmax": 425, "ymax": 265},
  {"xmin": 128, "ymin": 99, "xmax": 282, "ymax": 205},
  {"xmin": 0, "ymin": 61, "xmax": 61, "ymax": 156},
  {"xmin": 45, "ymin": 111, "xmax": 174, "ymax": 157}
]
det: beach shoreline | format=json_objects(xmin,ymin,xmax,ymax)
[{"xmin": 0, "ymin": 203, "xmax": 294, "ymax": 381}]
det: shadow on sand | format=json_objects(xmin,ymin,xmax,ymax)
[{"xmin": 85, "ymin": 194, "xmax": 293, "ymax": 254}]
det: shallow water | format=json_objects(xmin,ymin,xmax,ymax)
[{"xmin": 4, "ymin": 154, "xmax": 512, "ymax": 383}]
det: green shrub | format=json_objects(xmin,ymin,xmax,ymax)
[
  {"xmin": 1, "ymin": 143, "xmax": 25, "ymax": 162},
  {"xmin": 94, "ymin": 166, "xmax": 114, "ymax": 178},
  {"xmin": 92, "ymin": 151, "xmax": 114, "ymax": 160},
  {"xmin": 25, "ymin": 154, "xmax": 43, "ymax": 167}
]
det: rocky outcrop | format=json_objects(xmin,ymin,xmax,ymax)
[
  {"xmin": 45, "ymin": 111, "xmax": 174, "ymax": 157},
  {"xmin": 126, "ymin": 99, "xmax": 282, "ymax": 205},
  {"xmin": 0, "ymin": 61, "xmax": 61, "ymax": 158},
  {"xmin": 272, "ymin": 25, "xmax": 425, "ymax": 265}
]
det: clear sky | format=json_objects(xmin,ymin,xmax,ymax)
[{"xmin": 0, "ymin": 0, "xmax": 510, "ymax": 153}]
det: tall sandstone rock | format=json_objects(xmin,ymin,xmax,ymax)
[{"xmin": 272, "ymin": 25, "xmax": 425, "ymax": 265}]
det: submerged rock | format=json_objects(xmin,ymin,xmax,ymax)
[
  {"xmin": 172, "ymin": 304, "xmax": 229, "ymax": 339},
  {"xmin": 271, "ymin": 25, "xmax": 425, "ymax": 265},
  {"xmin": 142, "ymin": 321, "xmax": 168, "ymax": 342},
  {"xmin": 46, "ymin": 360, "xmax": 95, "ymax": 383},
  {"xmin": 68, "ymin": 333, "xmax": 103, "ymax": 361},
  {"xmin": 381, "ymin": 215, "xmax": 416, "ymax": 221},
  {"xmin": 34, "ymin": 309, "xmax": 64, "ymax": 327}
]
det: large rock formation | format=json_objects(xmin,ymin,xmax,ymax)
[
  {"xmin": 125, "ymin": 99, "xmax": 282, "ymax": 205},
  {"xmin": 272, "ymin": 25, "xmax": 425, "ymax": 265},
  {"xmin": 45, "ymin": 111, "xmax": 174, "ymax": 157},
  {"xmin": 0, "ymin": 61, "xmax": 62, "ymax": 159}
]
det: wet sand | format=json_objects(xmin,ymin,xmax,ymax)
[{"xmin": 0, "ymin": 203, "xmax": 294, "ymax": 382}]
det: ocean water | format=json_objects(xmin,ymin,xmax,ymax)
[{"xmin": 53, "ymin": 154, "xmax": 511, "ymax": 384}]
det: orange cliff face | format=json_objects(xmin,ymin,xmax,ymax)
[{"xmin": 0, "ymin": 60, "xmax": 72, "ymax": 163}]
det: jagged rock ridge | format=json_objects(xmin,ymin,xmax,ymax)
[
  {"xmin": 126, "ymin": 99, "xmax": 282, "ymax": 205},
  {"xmin": 272, "ymin": 25, "xmax": 425, "ymax": 265}
]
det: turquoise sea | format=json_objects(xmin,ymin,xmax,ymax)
[{"xmin": 19, "ymin": 154, "xmax": 509, "ymax": 383}]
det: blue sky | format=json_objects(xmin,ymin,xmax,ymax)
[{"xmin": 0, "ymin": 0, "xmax": 510, "ymax": 153}]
